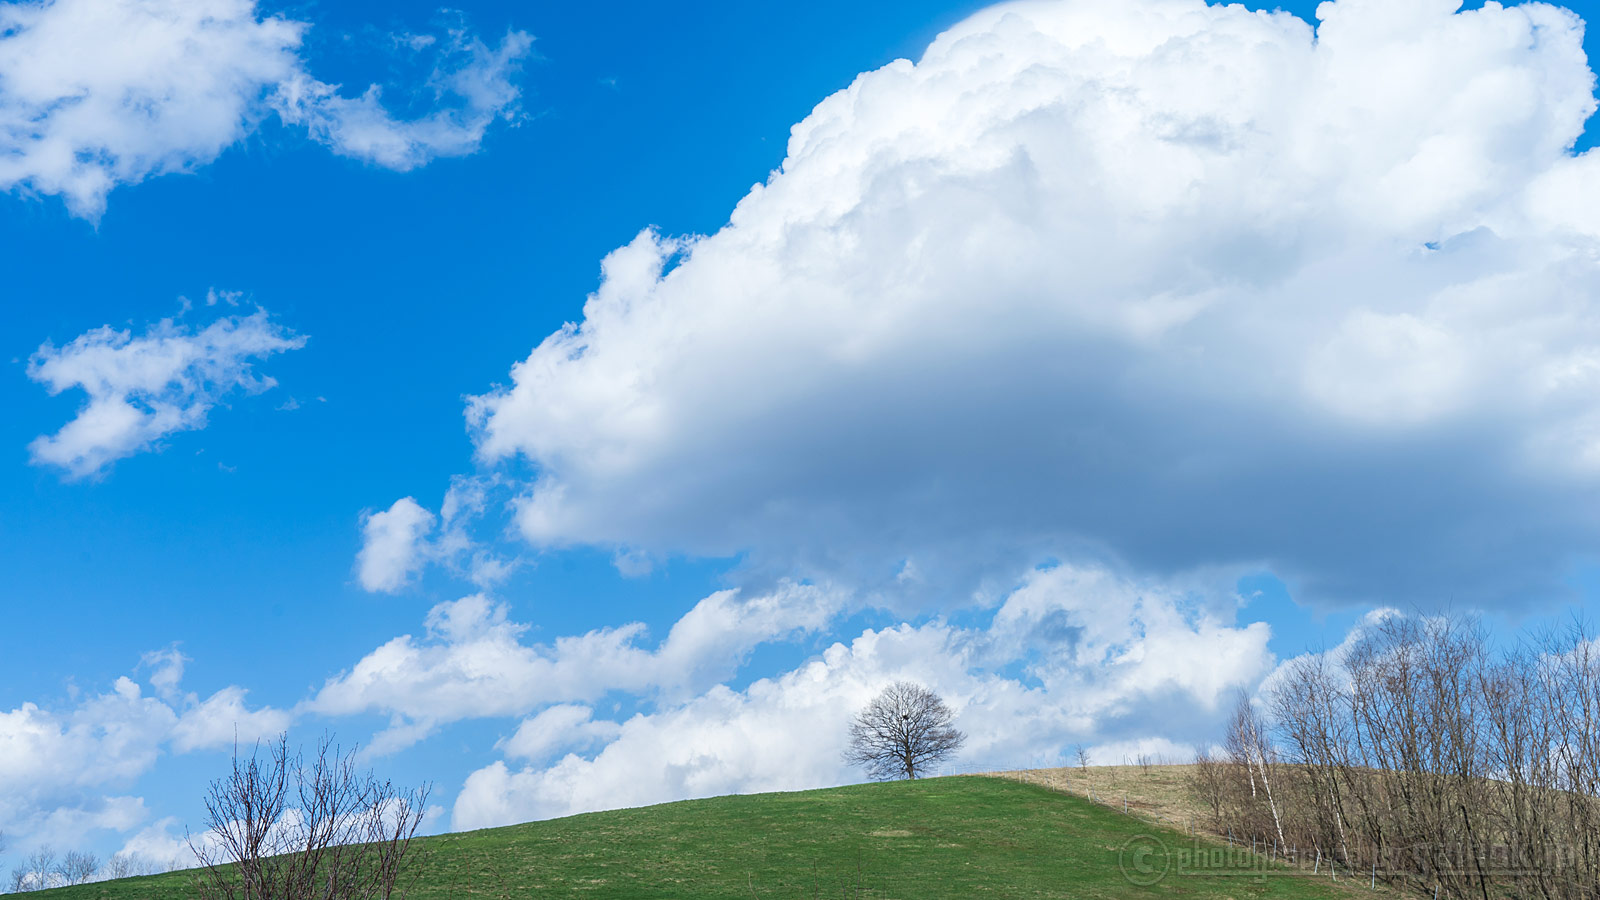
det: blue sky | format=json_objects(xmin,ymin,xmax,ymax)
[{"xmin": 4, "ymin": 0, "xmax": 1600, "ymax": 869}]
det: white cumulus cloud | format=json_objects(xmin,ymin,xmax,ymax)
[
  {"xmin": 0, "ymin": 0, "xmax": 532, "ymax": 218},
  {"xmin": 26, "ymin": 308, "xmax": 305, "ymax": 479},
  {"xmin": 462, "ymin": 0, "xmax": 1600, "ymax": 606},
  {"xmin": 0, "ymin": 657, "xmax": 287, "ymax": 854},
  {"xmin": 354, "ymin": 478, "xmax": 519, "ymax": 593},
  {"xmin": 498, "ymin": 704, "xmax": 622, "ymax": 763},
  {"xmin": 356, "ymin": 497, "xmax": 436, "ymax": 593},
  {"xmin": 170, "ymin": 686, "xmax": 291, "ymax": 754},
  {"xmin": 450, "ymin": 563, "xmax": 1273, "ymax": 829},
  {"xmin": 308, "ymin": 582, "xmax": 848, "ymax": 753}
]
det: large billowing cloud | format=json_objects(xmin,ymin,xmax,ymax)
[
  {"xmin": 466, "ymin": 0, "xmax": 1600, "ymax": 607},
  {"xmin": 0, "ymin": 0, "xmax": 531, "ymax": 218},
  {"xmin": 27, "ymin": 308, "xmax": 304, "ymax": 478},
  {"xmin": 450, "ymin": 563, "xmax": 1272, "ymax": 829}
]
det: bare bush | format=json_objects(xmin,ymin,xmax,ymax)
[
  {"xmin": 189, "ymin": 732, "xmax": 430, "ymax": 900},
  {"xmin": 103, "ymin": 852, "xmax": 166, "ymax": 880},
  {"xmin": 845, "ymin": 682, "xmax": 965, "ymax": 780},
  {"xmin": 1190, "ymin": 745, "xmax": 1226, "ymax": 829},
  {"xmin": 56, "ymin": 849, "xmax": 98, "ymax": 885}
]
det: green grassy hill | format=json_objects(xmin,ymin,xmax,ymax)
[{"xmin": 43, "ymin": 776, "xmax": 1355, "ymax": 899}]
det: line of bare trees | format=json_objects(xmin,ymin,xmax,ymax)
[
  {"xmin": 6, "ymin": 845, "xmax": 172, "ymax": 892},
  {"xmin": 1191, "ymin": 612, "xmax": 1600, "ymax": 899}
]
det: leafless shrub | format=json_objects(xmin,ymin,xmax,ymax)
[
  {"xmin": 189, "ymin": 732, "xmax": 430, "ymax": 900},
  {"xmin": 844, "ymin": 682, "xmax": 965, "ymax": 780},
  {"xmin": 103, "ymin": 852, "xmax": 166, "ymax": 880},
  {"xmin": 1074, "ymin": 744, "xmax": 1090, "ymax": 770},
  {"xmin": 55, "ymin": 849, "xmax": 98, "ymax": 885},
  {"xmin": 1189, "ymin": 745, "xmax": 1226, "ymax": 829}
]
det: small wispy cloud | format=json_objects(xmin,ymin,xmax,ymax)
[
  {"xmin": 27, "ymin": 306, "xmax": 305, "ymax": 479},
  {"xmin": 0, "ymin": 0, "xmax": 534, "ymax": 219}
]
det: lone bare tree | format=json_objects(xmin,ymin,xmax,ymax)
[
  {"xmin": 189, "ymin": 733, "xmax": 430, "ymax": 900},
  {"xmin": 845, "ymin": 681, "xmax": 965, "ymax": 780}
]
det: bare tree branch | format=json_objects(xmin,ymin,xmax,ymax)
[{"xmin": 188, "ymin": 732, "xmax": 430, "ymax": 900}]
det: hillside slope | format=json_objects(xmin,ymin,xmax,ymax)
[
  {"xmin": 43, "ymin": 776, "xmax": 1353, "ymax": 899},
  {"xmin": 1001, "ymin": 764, "xmax": 1213, "ymax": 832}
]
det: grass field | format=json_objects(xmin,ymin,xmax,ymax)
[{"xmin": 41, "ymin": 774, "xmax": 1365, "ymax": 899}]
